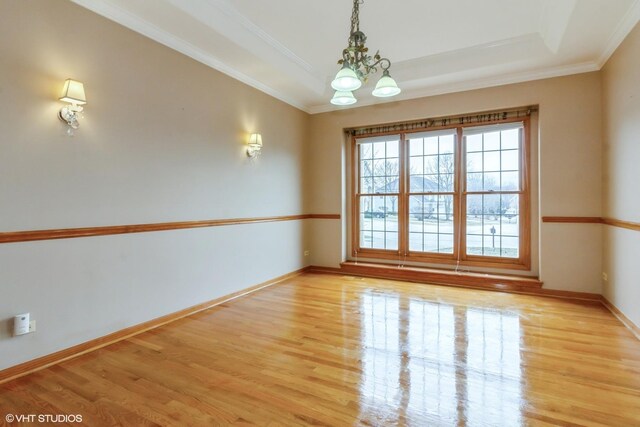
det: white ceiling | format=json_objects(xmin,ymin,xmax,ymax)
[{"xmin": 73, "ymin": 0, "xmax": 640, "ymax": 114}]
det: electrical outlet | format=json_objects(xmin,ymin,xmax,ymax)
[
  {"xmin": 29, "ymin": 320, "xmax": 36, "ymax": 333},
  {"xmin": 304, "ymin": 250, "xmax": 310, "ymax": 256},
  {"xmin": 602, "ymin": 272, "xmax": 608, "ymax": 282}
]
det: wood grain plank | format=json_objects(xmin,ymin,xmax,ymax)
[
  {"xmin": 0, "ymin": 267, "xmax": 310, "ymax": 384},
  {"xmin": 1, "ymin": 272, "xmax": 639, "ymax": 426}
]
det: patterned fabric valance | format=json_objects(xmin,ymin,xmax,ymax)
[{"xmin": 347, "ymin": 106, "xmax": 538, "ymax": 137}]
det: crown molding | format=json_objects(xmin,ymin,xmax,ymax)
[
  {"xmin": 597, "ymin": 0, "xmax": 640, "ymax": 67},
  {"xmin": 71, "ymin": 0, "xmax": 311, "ymax": 113},
  {"xmin": 164, "ymin": 0, "xmax": 325, "ymax": 95},
  {"xmin": 169, "ymin": 0, "xmax": 314, "ymax": 73}
]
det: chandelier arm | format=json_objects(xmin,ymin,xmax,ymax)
[{"xmin": 364, "ymin": 57, "xmax": 391, "ymax": 75}]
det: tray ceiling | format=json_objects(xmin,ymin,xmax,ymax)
[{"xmin": 73, "ymin": 0, "xmax": 640, "ymax": 113}]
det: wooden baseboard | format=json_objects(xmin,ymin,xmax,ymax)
[
  {"xmin": 307, "ymin": 265, "xmax": 344, "ymax": 275},
  {"xmin": 601, "ymin": 296, "xmax": 640, "ymax": 340},
  {"xmin": 308, "ymin": 263, "xmax": 602, "ymax": 302},
  {"xmin": 0, "ymin": 267, "xmax": 310, "ymax": 385}
]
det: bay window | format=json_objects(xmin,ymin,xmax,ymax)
[{"xmin": 352, "ymin": 110, "xmax": 531, "ymax": 270}]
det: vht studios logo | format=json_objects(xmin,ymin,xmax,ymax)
[{"xmin": 5, "ymin": 413, "xmax": 83, "ymax": 423}]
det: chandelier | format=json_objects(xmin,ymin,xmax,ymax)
[{"xmin": 330, "ymin": 0, "xmax": 401, "ymax": 106}]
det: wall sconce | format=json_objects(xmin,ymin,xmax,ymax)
[
  {"xmin": 247, "ymin": 133, "xmax": 263, "ymax": 157},
  {"xmin": 58, "ymin": 79, "xmax": 86, "ymax": 135}
]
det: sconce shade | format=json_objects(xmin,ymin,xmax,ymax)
[
  {"xmin": 59, "ymin": 79, "xmax": 86, "ymax": 105},
  {"xmin": 247, "ymin": 133, "xmax": 263, "ymax": 158},
  {"xmin": 249, "ymin": 133, "xmax": 263, "ymax": 148}
]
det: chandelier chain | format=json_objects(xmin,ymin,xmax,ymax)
[{"xmin": 350, "ymin": 0, "xmax": 361, "ymax": 41}]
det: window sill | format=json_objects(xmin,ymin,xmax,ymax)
[
  {"xmin": 352, "ymin": 250, "xmax": 531, "ymax": 271},
  {"xmin": 340, "ymin": 261, "xmax": 542, "ymax": 291}
]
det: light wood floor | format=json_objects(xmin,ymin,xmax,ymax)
[{"xmin": 2, "ymin": 273, "xmax": 640, "ymax": 426}]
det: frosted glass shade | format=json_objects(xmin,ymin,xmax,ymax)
[
  {"xmin": 249, "ymin": 133, "xmax": 263, "ymax": 148},
  {"xmin": 372, "ymin": 73, "xmax": 401, "ymax": 98},
  {"xmin": 331, "ymin": 66, "xmax": 362, "ymax": 91},
  {"xmin": 330, "ymin": 91, "xmax": 357, "ymax": 106},
  {"xmin": 59, "ymin": 79, "xmax": 86, "ymax": 105}
]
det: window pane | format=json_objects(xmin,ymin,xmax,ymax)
[
  {"xmin": 502, "ymin": 194, "xmax": 519, "ymax": 216},
  {"xmin": 410, "ymin": 175, "xmax": 424, "ymax": 193},
  {"xmin": 439, "ymin": 154, "xmax": 455, "ymax": 174},
  {"xmin": 465, "ymin": 193, "xmax": 520, "ymax": 258},
  {"xmin": 483, "ymin": 151, "xmax": 500, "ymax": 172},
  {"xmin": 439, "ymin": 135, "xmax": 455, "ymax": 154},
  {"xmin": 467, "ymin": 134, "xmax": 482, "ymax": 152},
  {"xmin": 465, "ymin": 125, "xmax": 523, "ymax": 194},
  {"xmin": 467, "ymin": 173, "xmax": 483, "ymax": 191},
  {"xmin": 438, "ymin": 173, "xmax": 454, "ymax": 193},
  {"xmin": 408, "ymin": 132, "xmax": 457, "ymax": 198},
  {"xmin": 361, "ymin": 144, "xmax": 373, "ymax": 159},
  {"xmin": 484, "ymin": 172, "xmax": 500, "ymax": 191},
  {"xmin": 501, "ymin": 171, "xmax": 519, "ymax": 191},
  {"xmin": 467, "ymin": 152, "xmax": 482, "ymax": 172},
  {"xmin": 501, "ymin": 150, "xmax": 519, "ymax": 171},
  {"xmin": 410, "ymin": 138, "xmax": 423, "ymax": 156},
  {"xmin": 410, "ymin": 156, "xmax": 423, "ymax": 176},
  {"xmin": 359, "ymin": 195, "xmax": 398, "ymax": 250},
  {"xmin": 373, "ymin": 142, "xmax": 386, "ymax": 158},
  {"xmin": 439, "ymin": 233, "xmax": 453, "ymax": 253},
  {"xmin": 423, "ymin": 155, "xmax": 438, "ymax": 175},
  {"xmin": 358, "ymin": 139, "xmax": 400, "ymax": 194},
  {"xmin": 424, "ymin": 175, "xmax": 439, "ymax": 192},
  {"xmin": 409, "ymin": 232, "xmax": 423, "ymax": 252},
  {"xmin": 409, "ymin": 195, "xmax": 454, "ymax": 254},
  {"xmin": 501, "ymin": 237, "xmax": 519, "ymax": 258},
  {"xmin": 424, "ymin": 233, "xmax": 438, "ymax": 252},
  {"xmin": 425, "ymin": 137, "xmax": 438, "ymax": 155},
  {"xmin": 501, "ymin": 128, "xmax": 520, "ymax": 149},
  {"xmin": 386, "ymin": 141, "xmax": 399, "ymax": 158},
  {"xmin": 361, "ymin": 176, "xmax": 374, "ymax": 193},
  {"xmin": 484, "ymin": 131, "xmax": 500, "ymax": 150}
]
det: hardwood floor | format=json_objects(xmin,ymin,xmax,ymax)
[{"xmin": 1, "ymin": 272, "xmax": 640, "ymax": 426}]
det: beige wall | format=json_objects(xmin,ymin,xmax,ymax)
[
  {"xmin": 602, "ymin": 23, "xmax": 640, "ymax": 327},
  {"xmin": 2, "ymin": 0, "xmax": 628, "ymax": 372},
  {"xmin": 0, "ymin": 0, "xmax": 309, "ymax": 370},
  {"xmin": 308, "ymin": 73, "xmax": 603, "ymax": 293}
]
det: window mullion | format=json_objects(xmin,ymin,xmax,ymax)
[
  {"xmin": 457, "ymin": 127, "xmax": 465, "ymax": 261},
  {"xmin": 399, "ymin": 133, "xmax": 407, "ymax": 256}
]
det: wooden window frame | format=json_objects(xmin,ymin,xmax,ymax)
[{"xmin": 351, "ymin": 117, "xmax": 531, "ymax": 271}]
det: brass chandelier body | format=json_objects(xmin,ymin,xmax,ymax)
[
  {"xmin": 338, "ymin": 0, "xmax": 390, "ymax": 82},
  {"xmin": 330, "ymin": 0, "xmax": 400, "ymax": 105}
]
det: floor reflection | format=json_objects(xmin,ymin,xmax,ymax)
[
  {"xmin": 359, "ymin": 291, "xmax": 522, "ymax": 426},
  {"xmin": 361, "ymin": 293, "xmax": 402, "ymax": 424},
  {"xmin": 466, "ymin": 308, "xmax": 522, "ymax": 427}
]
